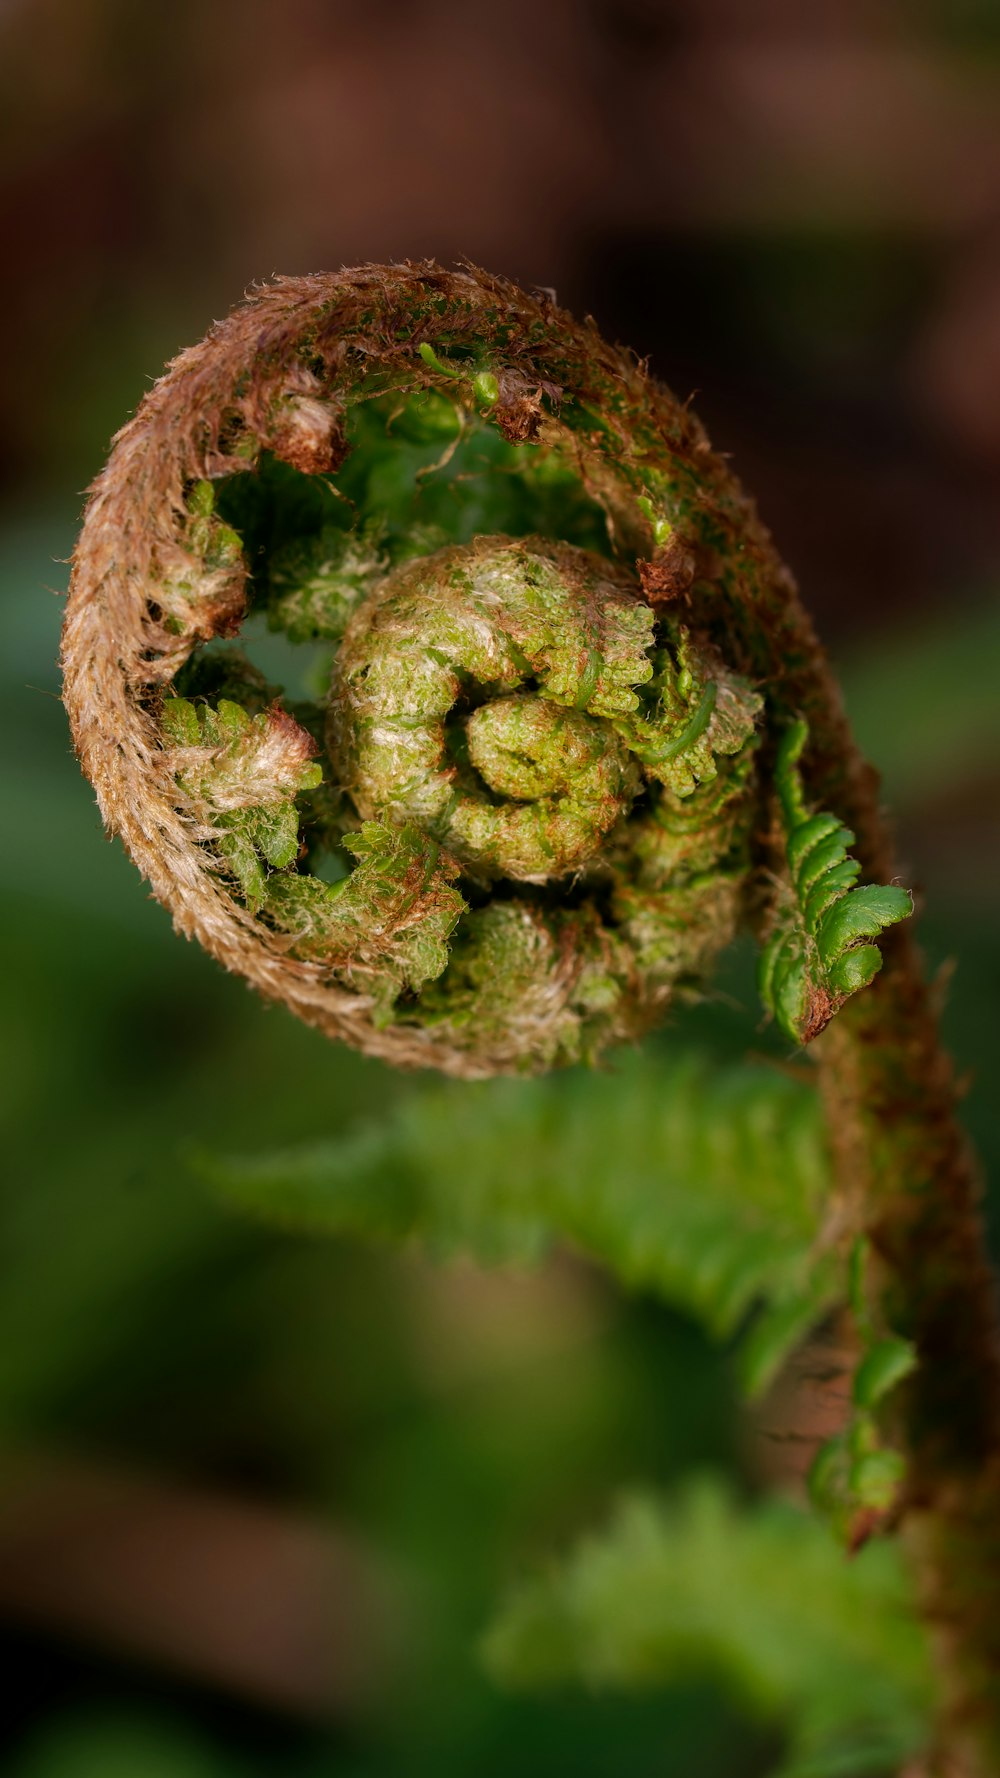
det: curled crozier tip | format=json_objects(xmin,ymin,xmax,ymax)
[{"xmin": 62, "ymin": 262, "xmax": 901, "ymax": 1076}]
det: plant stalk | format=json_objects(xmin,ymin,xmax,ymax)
[
  {"xmin": 728, "ymin": 532, "xmax": 1000, "ymax": 1773},
  {"xmin": 816, "ymin": 928, "xmax": 1000, "ymax": 1778}
]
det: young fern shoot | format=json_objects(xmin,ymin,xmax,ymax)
[
  {"xmin": 62, "ymin": 265, "xmax": 1000, "ymax": 1778},
  {"xmin": 61, "ymin": 266, "xmax": 907, "ymax": 1074}
]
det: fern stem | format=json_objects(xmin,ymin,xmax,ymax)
[
  {"xmin": 731, "ymin": 537, "xmax": 1000, "ymax": 1774},
  {"xmin": 759, "ymin": 584, "xmax": 1000, "ymax": 1773},
  {"xmin": 61, "ymin": 264, "xmax": 1000, "ymax": 1766},
  {"xmin": 816, "ymin": 938, "xmax": 1000, "ymax": 1778}
]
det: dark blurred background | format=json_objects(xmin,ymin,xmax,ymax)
[{"xmin": 1, "ymin": 3, "xmax": 999, "ymax": 1774}]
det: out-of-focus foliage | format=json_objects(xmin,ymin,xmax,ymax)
[
  {"xmin": 844, "ymin": 603, "xmax": 1000, "ymax": 810},
  {"xmin": 200, "ymin": 1050, "xmax": 838, "ymax": 1397},
  {"xmin": 484, "ymin": 1479, "xmax": 930, "ymax": 1778},
  {"xmin": 7, "ymin": 1715, "xmax": 248, "ymax": 1778}
]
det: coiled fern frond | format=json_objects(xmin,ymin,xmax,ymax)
[{"xmin": 62, "ymin": 264, "xmax": 908, "ymax": 1076}]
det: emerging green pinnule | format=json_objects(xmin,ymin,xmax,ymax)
[
  {"xmin": 62, "ymin": 264, "xmax": 907, "ymax": 1076},
  {"xmin": 760, "ymin": 722, "xmax": 912, "ymax": 1044}
]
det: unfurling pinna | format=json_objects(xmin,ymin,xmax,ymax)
[{"xmin": 62, "ymin": 264, "xmax": 910, "ymax": 1076}]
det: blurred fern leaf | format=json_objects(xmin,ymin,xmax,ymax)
[
  {"xmin": 482, "ymin": 1478, "xmax": 930, "ymax": 1778},
  {"xmin": 199, "ymin": 1050, "xmax": 840, "ymax": 1394}
]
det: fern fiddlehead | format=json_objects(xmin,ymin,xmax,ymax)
[
  {"xmin": 61, "ymin": 265, "xmax": 1000, "ymax": 1774},
  {"xmin": 62, "ymin": 265, "xmax": 897, "ymax": 1076}
]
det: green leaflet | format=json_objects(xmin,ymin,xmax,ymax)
[
  {"xmin": 162, "ymin": 690, "xmax": 465, "ymax": 1016},
  {"xmin": 623, "ymin": 627, "xmax": 762, "ymax": 799},
  {"xmin": 759, "ymin": 721, "xmax": 912, "ymax": 1044},
  {"xmin": 417, "ymin": 339, "xmax": 500, "ymax": 407},
  {"xmin": 160, "ymin": 695, "xmax": 321, "ymax": 913},
  {"xmin": 156, "ymin": 479, "xmax": 246, "ymax": 638},
  {"xmin": 482, "ymin": 1479, "xmax": 930, "ymax": 1778},
  {"xmin": 853, "ymin": 1336, "xmax": 918, "ymax": 1411},
  {"xmin": 265, "ymin": 819, "xmax": 466, "ymax": 1021},
  {"xmin": 266, "ymin": 521, "xmax": 388, "ymax": 643},
  {"xmin": 809, "ymin": 1242, "xmax": 917, "ymax": 1542},
  {"xmin": 196, "ymin": 1049, "xmax": 840, "ymax": 1394}
]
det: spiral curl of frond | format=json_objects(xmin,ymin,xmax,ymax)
[{"xmin": 62, "ymin": 263, "xmax": 906, "ymax": 1076}]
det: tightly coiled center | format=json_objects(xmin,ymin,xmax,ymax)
[{"xmin": 330, "ymin": 537, "xmax": 672, "ymax": 881}]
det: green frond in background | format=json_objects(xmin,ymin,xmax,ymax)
[
  {"xmin": 6, "ymin": 1715, "xmax": 245, "ymax": 1778},
  {"xmin": 482, "ymin": 1478, "xmax": 931, "ymax": 1778},
  {"xmin": 198, "ymin": 1049, "xmax": 841, "ymax": 1396},
  {"xmin": 759, "ymin": 722, "xmax": 912, "ymax": 1044}
]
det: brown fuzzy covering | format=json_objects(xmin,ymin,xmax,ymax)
[{"xmin": 638, "ymin": 536, "xmax": 698, "ymax": 606}]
